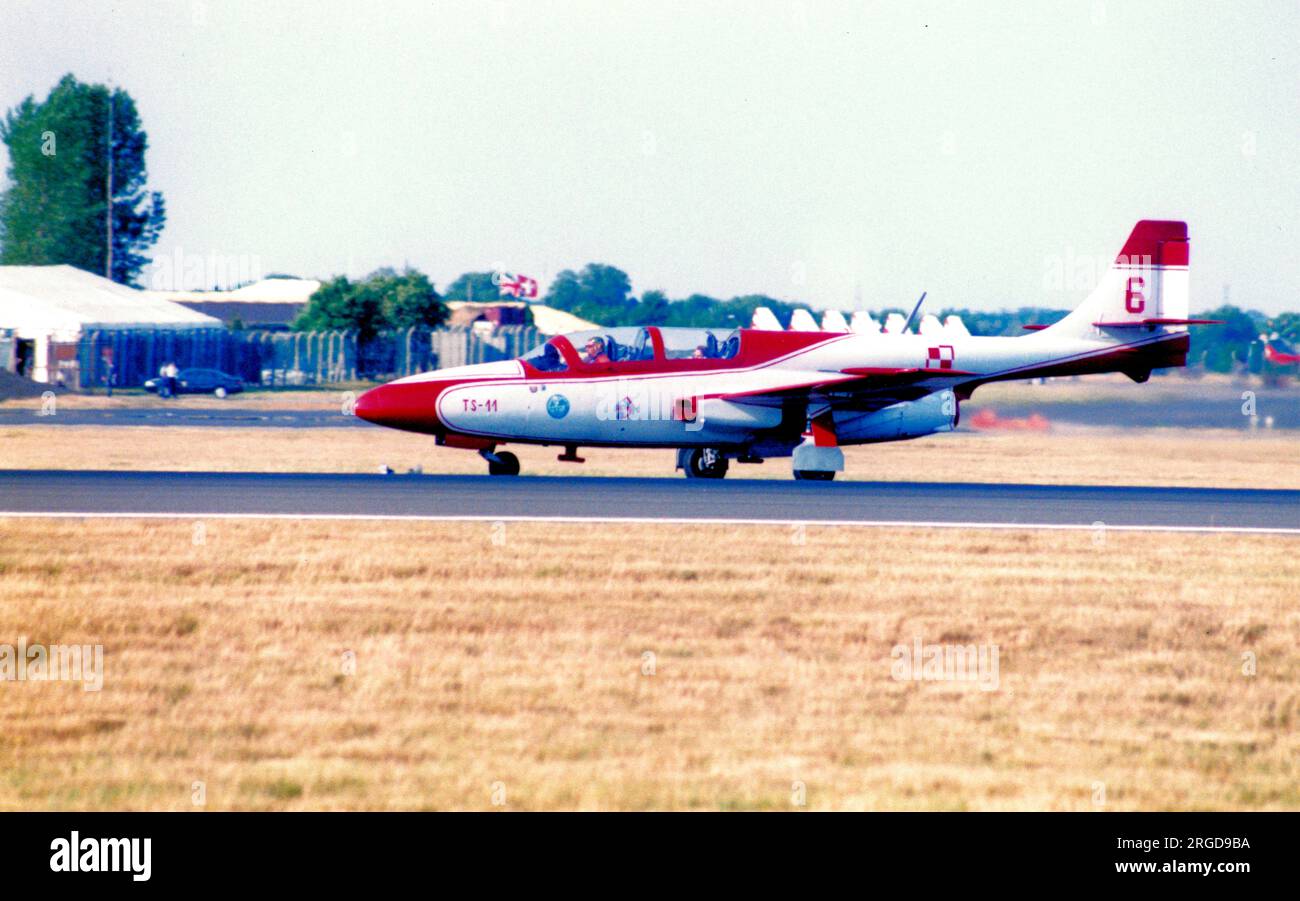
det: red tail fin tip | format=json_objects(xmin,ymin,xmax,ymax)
[{"xmin": 1116, "ymin": 220, "xmax": 1188, "ymax": 266}]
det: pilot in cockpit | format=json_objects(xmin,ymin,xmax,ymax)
[{"xmin": 583, "ymin": 337, "xmax": 611, "ymax": 364}]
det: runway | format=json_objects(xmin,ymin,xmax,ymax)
[{"xmin": 2, "ymin": 470, "xmax": 1299, "ymax": 532}]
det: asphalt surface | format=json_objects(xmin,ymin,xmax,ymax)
[{"xmin": 2, "ymin": 470, "xmax": 1298, "ymax": 530}]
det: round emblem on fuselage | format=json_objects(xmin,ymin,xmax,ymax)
[{"xmin": 546, "ymin": 394, "xmax": 570, "ymax": 419}]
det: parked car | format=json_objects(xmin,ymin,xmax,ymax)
[{"xmin": 144, "ymin": 368, "xmax": 245, "ymax": 398}]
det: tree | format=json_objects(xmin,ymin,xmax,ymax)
[
  {"xmin": 371, "ymin": 269, "xmax": 446, "ymax": 330},
  {"xmin": 293, "ymin": 276, "xmax": 381, "ymax": 339},
  {"xmin": 636, "ymin": 289, "xmax": 671, "ymax": 326},
  {"xmin": 545, "ymin": 269, "xmax": 583, "ymax": 311},
  {"xmin": 292, "ymin": 268, "xmax": 446, "ymax": 340},
  {"xmin": 577, "ymin": 263, "xmax": 632, "ymax": 308},
  {"xmin": 0, "ymin": 74, "xmax": 165, "ymax": 284},
  {"xmin": 443, "ymin": 271, "xmax": 501, "ymax": 302},
  {"xmin": 544, "ymin": 263, "xmax": 635, "ymax": 324},
  {"xmin": 1188, "ymin": 305, "xmax": 1259, "ymax": 373}
]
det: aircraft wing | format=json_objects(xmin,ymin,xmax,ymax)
[{"xmin": 717, "ymin": 367, "xmax": 976, "ymax": 411}]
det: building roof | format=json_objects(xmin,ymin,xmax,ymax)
[
  {"xmin": 529, "ymin": 304, "xmax": 600, "ymax": 335},
  {"xmin": 168, "ymin": 301, "xmax": 306, "ymax": 327},
  {"xmin": 0, "ymin": 265, "xmax": 222, "ymax": 335},
  {"xmin": 439, "ymin": 300, "xmax": 595, "ymax": 335},
  {"xmin": 147, "ymin": 277, "xmax": 321, "ymax": 305},
  {"xmin": 444, "ymin": 300, "xmax": 600, "ymax": 335}
]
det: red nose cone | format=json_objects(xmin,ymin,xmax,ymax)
[
  {"xmin": 354, "ymin": 382, "xmax": 444, "ymax": 434},
  {"xmin": 353, "ymin": 386, "xmax": 387, "ymax": 424}
]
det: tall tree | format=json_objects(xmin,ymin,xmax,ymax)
[
  {"xmin": 0, "ymin": 74, "xmax": 166, "ymax": 284},
  {"xmin": 543, "ymin": 263, "xmax": 634, "ymax": 324},
  {"xmin": 369, "ymin": 269, "xmax": 446, "ymax": 330},
  {"xmin": 292, "ymin": 276, "xmax": 381, "ymax": 339},
  {"xmin": 292, "ymin": 268, "xmax": 446, "ymax": 340}
]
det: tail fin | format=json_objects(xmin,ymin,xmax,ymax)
[{"xmin": 1051, "ymin": 220, "xmax": 1190, "ymax": 338}]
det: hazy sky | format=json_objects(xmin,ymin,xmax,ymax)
[{"xmin": 1, "ymin": 0, "xmax": 1296, "ymax": 313}]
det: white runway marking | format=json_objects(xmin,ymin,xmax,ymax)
[{"xmin": 3, "ymin": 510, "xmax": 1298, "ymax": 535}]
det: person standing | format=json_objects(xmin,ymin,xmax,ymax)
[{"xmin": 159, "ymin": 361, "xmax": 179, "ymax": 398}]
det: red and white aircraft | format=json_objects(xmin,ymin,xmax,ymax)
[
  {"xmin": 356, "ymin": 220, "xmax": 1214, "ymax": 480},
  {"xmin": 1262, "ymin": 334, "xmax": 1300, "ymax": 367}
]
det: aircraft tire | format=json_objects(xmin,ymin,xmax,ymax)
[
  {"xmin": 684, "ymin": 448, "xmax": 728, "ymax": 479},
  {"xmin": 793, "ymin": 470, "xmax": 835, "ymax": 481},
  {"xmin": 488, "ymin": 451, "xmax": 521, "ymax": 476}
]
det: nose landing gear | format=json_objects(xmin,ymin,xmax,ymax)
[{"xmin": 480, "ymin": 448, "xmax": 521, "ymax": 476}]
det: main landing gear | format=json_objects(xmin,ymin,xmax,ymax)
[
  {"xmin": 682, "ymin": 447, "xmax": 729, "ymax": 479},
  {"xmin": 479, "ymin": 448, "xmax": 520, "ymax": 476},
  {"xmin": 793, "ymin": 469, "xmax": 835, "ymax": 481},
  {"xmin": 790, "ymin": 410, "xmax": 843, "ymax": 482}
]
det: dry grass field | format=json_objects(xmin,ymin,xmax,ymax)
[
  {"xmin": 0, "ymin": 517, "xmax": 1296, "ymax": 811},
  {"xmin": 1, "ymin": 424, "xmax": 1297, "ymax": 488}
]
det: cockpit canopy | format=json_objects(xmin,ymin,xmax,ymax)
[{"xmin": 519, "ymin": 326, "xmax": 741, "ymax": 372}]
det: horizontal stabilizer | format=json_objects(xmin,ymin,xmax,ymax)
[{"xmin": 1092, "ymin": 318, "xmax": 1223, "ymax": 328}]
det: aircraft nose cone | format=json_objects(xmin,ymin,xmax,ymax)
[
  {"xmin": 352, "ymin": 381, "xmax": 444, "ymax": 434},
  {"xmin": 353, "ymin": 385, "xmax": 388, "ymax": 424}
]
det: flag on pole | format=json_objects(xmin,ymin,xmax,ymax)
[{"xmin": 497, "ymin": 273, "xmax": 539, "ymax": 299}]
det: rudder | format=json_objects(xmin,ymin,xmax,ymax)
[{"xmin": 1051, "ymin": 220, "xmax": 1190, "ymax": 337}]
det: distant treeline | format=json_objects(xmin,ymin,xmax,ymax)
[{"xmin": 286, "ymin": 261, "xmax": 1296, "ymax": 376}]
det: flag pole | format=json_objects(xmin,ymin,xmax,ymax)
[{"xmin": 105, "ymin": 85, "xmax": 114, "ymax": 281}]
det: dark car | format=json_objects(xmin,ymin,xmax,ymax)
[{"xmin": 144, "ymin": 368, "xmax": 245, "ymax": 398}]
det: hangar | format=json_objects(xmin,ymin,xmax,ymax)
[
  {"xmin": 445, "ymin": 300, "xmax": 598, "ymax": 335},
  {"xmin": 0, "ymin": 265, "xmax": 221, "ymax": 385},
  {"xmin": 148, "ymin": 277, "xmax": 322, "ymax": 329}
]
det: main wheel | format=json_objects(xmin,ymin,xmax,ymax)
[
  {"xmin": 793, "ymin": 470, "xmax": 835, "ymax": 481},
  {"xmin": 487, "ymin": 451, "xmax": 520, "ymax": 476},
  {"xmin": 684, "ymin": 448, "xmax": 728, "ymax": 479}
]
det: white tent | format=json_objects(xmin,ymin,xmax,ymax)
[
  {"xmin": 883, "ymin": 312, "xmax": 909, "ymax": 334},
  {"xmin": 0, "ymin": 265, "xmax": 221, "ymax": 340},
  {"xmin": 0, "ymin": 265, "xmax": 221, "ymax": 383},
  {"xmin": 821, "ymin": 310, "xmax": 851, "ymax": 333},
  {"xmin": 943, "ymin": 314, "xmax": 970, "ymax": 336},
  {"xmin": 789, "ymin": 309, "xmax": 820, "ymax": 331},
  {"xmin": 918, "ymin": 313, "xmax": 944, "ymax": 336},
  {"xmin": 849, "ymin": 311, "xmax": 881, "ymax": 334},
  {"xmin": 750, "ymin": 307, "xmax": 782, "ymax": 331}
]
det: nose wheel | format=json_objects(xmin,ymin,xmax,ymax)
[{"xmin": 482, "ymin": 449, "xmax": 520, "ymax": 476}]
